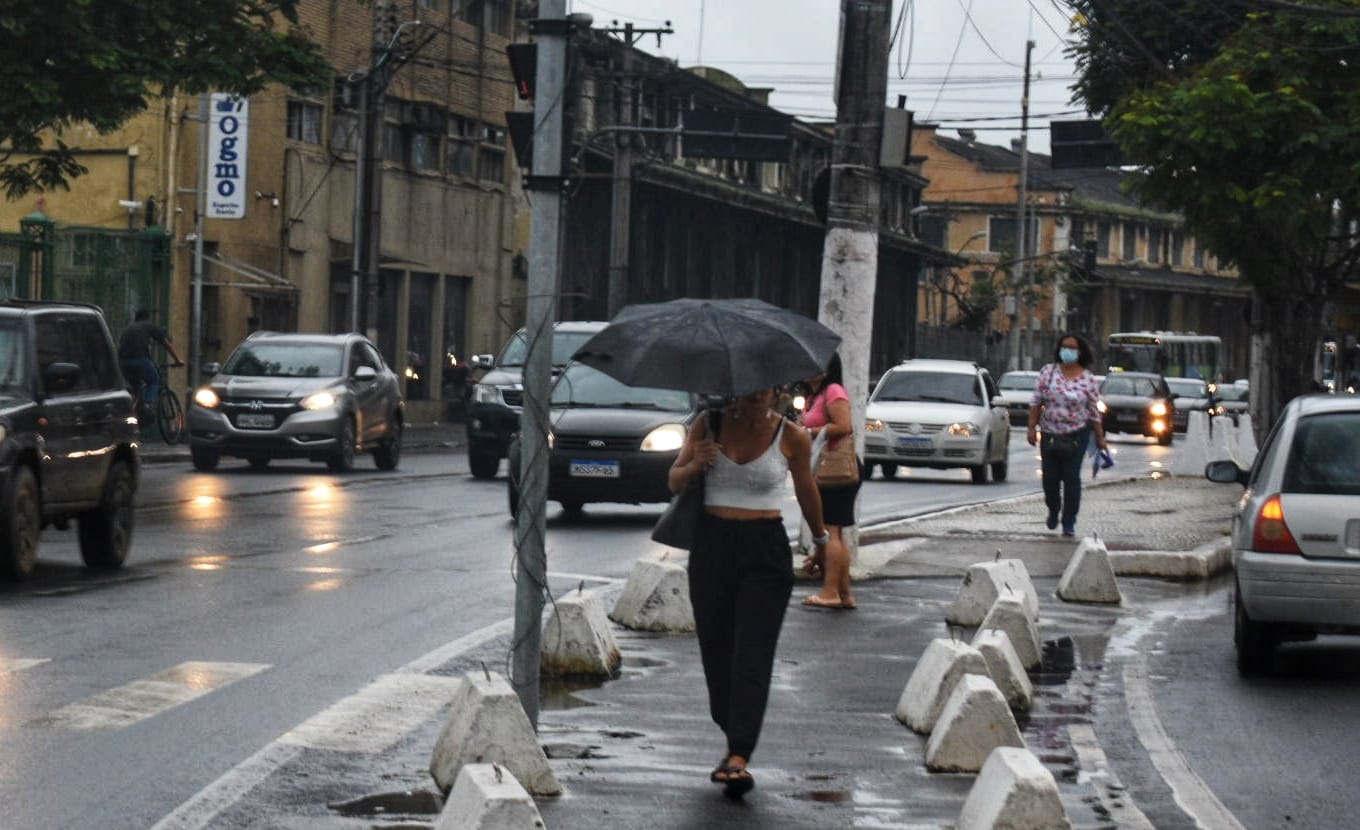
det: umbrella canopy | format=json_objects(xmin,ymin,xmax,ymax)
[{"xmin": 572, "ymin": 297, "xmax": 842, "ymax": 398}]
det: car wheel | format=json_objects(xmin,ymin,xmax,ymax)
[
  {"xmin": 248, "ymin": 457, "xmax": 271, "ymax": 470},
  {"xmin": 373, "ymin": 419, "xmax": 402, "ymax": 471},
  {"xmin": 990, "ymin": 457, "xmax": 1008, "ymax": 482},
  {"xmin": 878, "ymin": 462, "xmax": 898, "ymax": 480},
  {"xmin": 469, "ymin": 447, "xmax": 500, "ymax": 480},
  {"xmin": 327, "ymin": 418, "xmax": 357, "ymax": 473},
  {"xmin": 0, "ymin": 466, "xmax": 41, "ymax": 581},
  {"xmin": 191, "ymin": 447, "xmax": 220, "ymax": 472},
  {"xmin": 1235, "ymin": 587, "xmax": 1275, "ymax": 676},
  {"xmin": 970, "ymin": 463, "xmax": 988, "ymax": 484},
  {"xmin": 78, "ymin": 459, "xmax": 135, "ymax": 570}
]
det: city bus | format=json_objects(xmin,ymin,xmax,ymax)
[{"xmin": 1105, "ymin": 332, "xmax": 1222, "ymax": 382}]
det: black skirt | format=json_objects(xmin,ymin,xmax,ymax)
[{"xmin": 817, "ymin": 458, "xmax": 863, "ymax": 527}]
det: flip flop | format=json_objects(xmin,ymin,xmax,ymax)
[
  {"xmin": 802, "ymin": 595, "xmax": 847, "ymax": 609},
  {"xmin": 721, "ymin": 766, "xmax": 755, "ymax": 799}
]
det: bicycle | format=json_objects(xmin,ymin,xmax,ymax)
[{"xmin": 130, "ymin": 362, "xmax": 185, "ymax": 444}]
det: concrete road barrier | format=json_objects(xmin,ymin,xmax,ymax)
[
  {"xmin": 1056, "ymin": 535, "xmax": 1122, "ymax": 604},
  {"xmin": 924, "ymin": 674, "xmax": 1025, "ymax": 773},
  {"xmin": 973, "ymin": 596, "xmax": 1042, "ymax": 670},
  {"xmin": 1173, "ymin": 410, "xmax": 1212, "ymax": 477},
  {"xmin": 435, "ymin": 763, "xmax": 546, "ymax": 830},
  {"xmin": 542, "ymin": 591, "xmax": 621, "ymax": 678},
  {"xmin": 945, "ymin": 558, "xmax": 1040, "ymax": 626},
  {"xmin": 429, "ymin": 671, "xmax": 561, "ymax": 796},
  {"xmin": 973, "ymin": 629, "xmax": 1033, "ymax": 712},
  {"xmin": 895, "ymin": 638, "xmax": 991, "ymax": 734},
  {"xmin": 609, "ymin": 556, "xmax": 695, "ymax": 632},
  {"xmin": 955, "ymin": 746, "xmax": 1071, "ymax": 830}
]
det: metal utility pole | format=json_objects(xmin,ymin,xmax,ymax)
[
  {"xmin": 514, "ymin": 0, "xmax": 571, "ymax": 728},
  {"xmin": 819, "ymin": 0, "xmax": 890, "ymax": 548},
  {"xmin": 1008, "ymin": 39, "xmax": 1034, "ymax": 370},
  {"xmin": 190, "ymin": 93, "xmax": 209, "ymax": 391},
  {"xmin": 604, "ymin": 22, "xmax": 671, "ymax": 318},
  {"xmin": 349, "ymin": 79, "xmax": 369, "ymax": 333}
]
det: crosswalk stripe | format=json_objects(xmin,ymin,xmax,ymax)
[
  {"xmin": 34, "ymin": 661, "xmax": 269, "ymax": 731},
  {"xmin": 278, "ymin": 673, "xmax": 462, "ymax": 753},
  {"xmin": 1, "ymin": 658, "xmax": 49, "ymax": 674}
]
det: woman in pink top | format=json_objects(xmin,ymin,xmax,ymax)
[
  {"xmin": 1026, "ymin": 333, "xmax": 1108, "ymax": 536},
  {"xmin": 799, "ymin": 353, "xmax": 861, "ymax": 609}
]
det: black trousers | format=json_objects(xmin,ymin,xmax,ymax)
[
  {"xmin": 1040, "ymin": 426, "xmax": 1090, "ymax": 532},
  {"xmin": 687, "ymin": 513, "xmax": 794, "ymax": 760}
]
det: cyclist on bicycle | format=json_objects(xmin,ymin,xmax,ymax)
[{"xmin": 118, "ymin": 309, "xmax": 184, "ymax": 417}]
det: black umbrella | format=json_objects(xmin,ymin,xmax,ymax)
[{"xmin": 573, "ymin": 297, "xmax": 842, "ymax": 398}]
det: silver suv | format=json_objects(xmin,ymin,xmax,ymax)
[
  {"xmin": 186, "ymin": 332, "xmax": 404, "ymax": 472},
  {"xmin": 465, "ymin": 321, "xmax": 606, "ymax": 479}
]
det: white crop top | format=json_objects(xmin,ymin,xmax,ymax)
[{"xmin": 704, "ymin": 418, "xmax": 790, "ymax": 511}]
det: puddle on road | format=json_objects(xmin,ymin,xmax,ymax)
[
  {"xmin": 328, "ymin": 789, "xmax": 441, "ymax": 818},
  {"xmin": 793, "ymin": 789, "xmax": 852, "ymax": 803},
  {"xmin": 541, "ymin": 675, "xmax": 605, "ymax": 710}
]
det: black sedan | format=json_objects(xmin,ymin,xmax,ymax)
[
  {"xmin": 506, "ymin": 363, "xmax": 700, "ymax": 517},
  {"xmin": 1097, "ymin": 372, "xmax": 1175, "ymax": 445}
]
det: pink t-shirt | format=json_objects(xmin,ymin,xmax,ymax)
[
  {"xmin": 805, "ymin": 382, "xmax": 850, "ymax": 446},
  {"xmin": 1030, "ymin": 363, "xmax": 1101, "ymax": 435}
]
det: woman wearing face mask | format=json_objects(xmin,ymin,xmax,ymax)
[{"xmin": 1026, "ymin": 334, "xmax": 1108, "ymax": 537}]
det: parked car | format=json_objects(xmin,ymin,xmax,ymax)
[
  {"xmin": 1215, "ymin": 381, "xmax": 1249, "ymax": 423},
  {"xmin": 467, "ymin": 321, "xmax": 607, "ymax": 480},
  {"xmin": 186, "ymin": 332, "xmax": 404, "ymax": 472},
  {"xmin": 505, "ymin": 362, "xmax": 700, "ymax": 517},
  {"xmin": 1097, "ymin": 372, "xmax": 1175, "ymax": 445},
  {"xmin": 1164, "ymin": 376, "xmax": 1214, "ymax": 433},
  {"xmin": 1206, "ymin": 394, "xmax": 1360, "ymax": 675},
  {"xmin": 861, "ymin": 358, "xmax": 1010, "ymax": 483},
  {"xmin": 0, "ymin": 301, "xmax": 140, "ymax": 580},
  {"xmin": 996, "ymin": 370, "xmax": 1040, "ymax": 426}
]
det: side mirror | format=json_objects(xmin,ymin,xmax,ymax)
[
  {"xmin": 43, "ymin": 362, "xmax": 81, "ymax": 395},
  {"xmin": 202, "ymin": 361, "xmax": 221, "ymax": 378},
  {"xmin": 470, "ymin": 354, "xmax": 494, "ymax": 370},
  {"xmin": 1205, "ymin": 459, "xmax": 1248, "ymax": 486},
  {"xmin": 353, "ymin": 365, "xmax": 378, "ymax": 381},
  {"xmin": 990, "ymin": 395, "xmax": 1006, "ymax": 408}
]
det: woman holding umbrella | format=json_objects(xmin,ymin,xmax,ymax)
[{"xmin": 668, "ymin": 385, "xmax": 830, "ymax": 799}]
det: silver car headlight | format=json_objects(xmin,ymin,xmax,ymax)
[
  {"xmin": 1149, "ymin": 401, "xmax": 1168, "ymax": 417},
  {"xmin": 947, "ymin": 421, "xmax": 980, "ymax": 437},
  {"xmin": 300, "ymin": 391, "xmax": 337, "ymax": 411},
  {"xmin": 864, "ymin": 418, "xmax": 886, "ymax": 432},
  {"xmin": 641, "ymin": 423, "xmax": 686, "ymax": 452},
  {"xmin": 472, "ymin": 384, "xmax": 503, "ymax": 405},
  {"xmin": 193, "ymin": 388, "xmax": 221, "ymax": 409}
]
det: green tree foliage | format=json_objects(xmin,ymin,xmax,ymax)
[
  {"xmin": 1066, "ymin": 0, "xmax": 1360, "ymax": 426},
  {"xmin": 0, "ymin": 0, "xmax": 331, "ymax": 198}
]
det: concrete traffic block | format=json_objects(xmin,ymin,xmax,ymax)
[
  {"xmin": 1208, "ymin": 414, "xmax": 1235, "ymax": 463},
  {"xmin": 435, "ymin": 763, "xmax": 546, "ymax": 829},
  {"xmin": 973, "ymin": 629, "xmax": 1033, "ymax": 712},
  {"xmin": 1236, "ymin": 413, "xmax": 1258, "ymax": 467},
  {"xmin": 1173, "ymin": 411, "xmax": 1211, "ymax": 477},
  {"xmin": 972, "ymin": 596, "xmax": 1042, "ymax": 670},
  {"xmin": 609, "ymin": 556, "xmax": 695, "ymax": 632},
  {"xmin": 924, "ymin": 674, "xmax": 1025, "ymax": 773},
  {"xmin": 542, "ymin": 590, "xmax": 621, "ymax": 678},
  {"xmin": 429, "ymin": 671, "xmax": 561, "ymax": 796},
  {"xmin": 895, "ymin": 638, "xmax": 991, "ymax": 734},
  {"xmin": 945, "ymin": 558, "xmax": 1040, "ymax": 626},
  {"xmin": 955, "ymin": 746, "xmax": 1071, "ymax": 830},
  {"xmin": 1056, "ymin": 535, "xmax": 1122, "ymax": 604}
]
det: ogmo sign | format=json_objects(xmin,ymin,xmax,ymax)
[{"xmin": 208, "ymin": 94, "xmax": 250, "ymax": 219}]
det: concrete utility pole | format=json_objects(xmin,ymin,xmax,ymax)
[
  {"xmin": 1008, "ymin": 39, "xmax": 1034, "ymax": 371},
  {"xmin": 819, "ymin": 0, "xmax": 889, "ymax": 552},
  {"xmin": 190, "ymin": 93, "xmax": 209, "ymax": 392},
  {"xmin": 514, "ymin": 0, "xmax": 571, "ymax": 729}
]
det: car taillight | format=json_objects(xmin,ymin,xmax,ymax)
[{"xmin": 1251, "ymin": 494, "xmax": 1301, "ymax": 554}]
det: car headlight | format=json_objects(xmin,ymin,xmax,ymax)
[
  {"xmin": 1096, "ymin": 400, "xmax": 1108, "ymax": 414},
  {"xmin": 1149, "ymin": 401, "xmax": 1168, "ymax": 417},
  {"xmin": 864, "ymin": 418, "xmax": 886, "ymax": 432},
  {"xmin": 947, "ymin": 421, "xmax": 980, "ymax": 437},
  {"xmin": 300, "ymin": 391, "xmax": 337, "ymax": 411},
  {"xmin": 193, "ymin": 388, "xmax": 220, "ymax": 409},
  {"xmin": 472, "ymin": 384, "xmax": 503, "ymax": 405},
  {"xmin": 547, "ymin": 432, "xmax": 554, "ymax": 449},
  {"xmin": 641, "ymin": 423, "xmax": 687, "ymax": 452}
]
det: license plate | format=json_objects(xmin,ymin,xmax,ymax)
[
  {"xmin": 569, "ymin": 460, "xmax": 619, "ymax": 478},
  {"xmin": 897, "ymin": 436, "xmax": 931, "ymax": 449},
  {"xmin": 1118, "ymin": 413, "xmax": 1139, "ymax": 424},
  {"xmin": 237, "ymin": 413, "xmax": 274, "ymax": 429}
]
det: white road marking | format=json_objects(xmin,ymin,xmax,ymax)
[
  {"xmin": 38, "ymin": 661, "xmax": 269, "ymax": 731},
  {"xmin": 1124, "ymin": 655, "xmax": 1247, "ymax": 830},
  {"xmin": 278, "ymin": 673, "xmax": 463, "ymax": 753},
  {"xmin": 0, "ymin": 657, "xmax": 49, "ymax": 673},
  {"xmin": 1069, "ymin": 724, "xmax": 1156, "ymax": 830},
  {"xmin": 149, "ymin": 742, "xmax": 303, "ymax": 830}
]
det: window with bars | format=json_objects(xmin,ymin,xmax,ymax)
[
  {"xmin": 1122, "ymin": 223, "xmax": 1138, "ymax": 262},
  {"xmin": 447, "ymin": 116, "xmax": 477, "ymax": 178}
]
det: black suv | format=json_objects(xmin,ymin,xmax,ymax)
[{"xmin": 0, "ymin": 302, "xmax": 140, "ymax": 580}]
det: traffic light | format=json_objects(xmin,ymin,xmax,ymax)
[{"xmin": 507, "ymin": 44, "xmax": 536, "ymax": 100}]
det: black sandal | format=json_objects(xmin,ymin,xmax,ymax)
[
  {"xmin": 721, "ymin": 766, "xmax": 755, "ymax": 799},
  {"xmin": 709, "ymin": 754, "xmax": 733, "ymax": 784}
]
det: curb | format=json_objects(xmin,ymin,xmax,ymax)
[{"xmin": 1108, "ymin": 537, "xmax": 1233, "ymax": 580}]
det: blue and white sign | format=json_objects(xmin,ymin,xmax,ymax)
[{"xmin": 208, "ymin": 94, "xmax": 250, "ymax": 219}]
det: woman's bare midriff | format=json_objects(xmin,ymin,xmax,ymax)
[{"xmin": 705, "ymin": 506, "xmax": 782, "ymax": 520}]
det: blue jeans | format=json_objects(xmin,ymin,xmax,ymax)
[
  {"xmin": 121, "ymin": 357, "xmax": 158, "ymax": 415},
  {"xmin": 1040, "ymin": 426, "xmax": 1090, "ymax": 533}
]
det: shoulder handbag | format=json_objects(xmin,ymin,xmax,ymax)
[
  {"xmin": 651, "ymin": 410, "xmax": 720, "ymax": 550},
  {"xmin": 815, "ymin": 434, "xmax": 860, "ymax": 488}
]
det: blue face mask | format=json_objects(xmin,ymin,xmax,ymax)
[{"xmin": 1059, "ymin": 347, "xmax": 1080, "ymax": 364}]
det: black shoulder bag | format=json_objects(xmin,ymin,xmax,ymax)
[{"xmin": 651, "ymin": 409, "xmax": 720, "ymax": 550}]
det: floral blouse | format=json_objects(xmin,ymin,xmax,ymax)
[{"xmin": 1030, "ymin": 363, "xmax": 1101, "ymax": 436}]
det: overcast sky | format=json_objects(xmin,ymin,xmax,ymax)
[{"xmin": 566, "ymin": 0, "xmax": 1084, "ymax": 154}]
